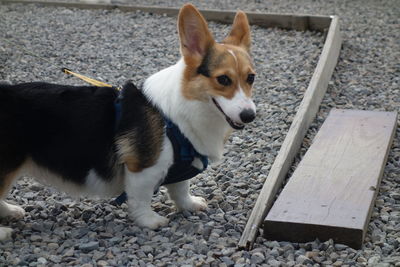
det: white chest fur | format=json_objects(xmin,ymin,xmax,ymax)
[{"xmin": 143, "ymin": 59, "xmax": 230, "ymax": 163}]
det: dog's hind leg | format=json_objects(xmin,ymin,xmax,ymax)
[
  {"xmin": 0, "ymin": 170, "xmax": 25, "ymax": 241},
  {"xmin": 0, "ymin": 84, "xmax": 28, "ymax": 240},
  {"xmin": 165, "ymin": 180, "xmax": 207, "ymax": 212},
  {"xmin": 0, "ymin": 201, "xmax": 26, "ymax": 220},
  {"xmin": 0, "ymin": 199, "xmax": 25, "ymax": 241}
]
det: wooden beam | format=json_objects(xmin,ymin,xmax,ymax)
[
  {"xmin": 238, "ymin": 16, "xmax": 342, "ymax": 249},
  {"xmin": 264, "ymin": 109, "xmax": 398, "ymax": 249},
  {"xmin": 0, "ymin": 0, "xmax": 331, "ymax": 31}
]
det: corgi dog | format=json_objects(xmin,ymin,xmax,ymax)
[{"xmin": 0, "ymin": 4, "xmax": 256, "ymax": 240}]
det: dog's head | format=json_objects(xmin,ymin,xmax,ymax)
[{"xmin": 178, "ymin": 4, "xmax": 256, "ymax": 130}]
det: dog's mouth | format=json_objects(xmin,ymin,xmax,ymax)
[{"xmin": 212, "ymin": 98, "xmax": 245, "ymax": 130}]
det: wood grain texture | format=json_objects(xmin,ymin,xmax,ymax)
[
  {"xmin": 239, "ymin": 16, "xmax": 342, "ymax": 250},
  {"xmin": 0, "ymin": 0, "xmax": 331, "ymax": 31},
  {"xmin": 264, "ymin": 109, "xmax": 398, "ymax": 249}
]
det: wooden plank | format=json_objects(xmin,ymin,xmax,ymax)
[
  {"xmin": 264, "ymin": 109, "xmax": 398, "ymax": 249},
  {"xmin": 238, "ymin": 16, "xmax": 342, "ymax": 249},
  {"xmin": 0, "ymin": 0, "xmax": 331, "ymax": 31}
]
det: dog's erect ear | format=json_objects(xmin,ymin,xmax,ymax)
[
  {"xmin": 178, "ymin": 4, "xmax": 215, "ymax": 65},
  {"xmin": 223, "ymin": 11, "xmax": 251, "ymax": 51}
]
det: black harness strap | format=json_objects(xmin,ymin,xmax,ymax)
[{"xmin": 161, "ymin": 117, "xmax": 208, "ymax": 185}]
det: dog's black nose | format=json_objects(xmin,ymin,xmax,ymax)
[{"xmin": 240, "ymin": 109, "xmax": 256, "ymax": 123}]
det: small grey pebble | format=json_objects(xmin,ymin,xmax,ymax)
[
  {"xmin": 297, "ymin": 255, "xmax": 313, "ymax": 265},
  {"xmin": 334, "ymin": 244, "xmax": 348, "ymax": 250},
  {"xmin": 79, "ymin": 241, "xmax": 100, "ymax": 253},
  {"xmin": 250, "ymin": 252, "xmax": 265, "ymax": 264},
  {"xmin": 141, "ymin": 245, "xmax": 154, "ymax": 254},
  {"xmin": 37, "ymin": 257, "xmax": 47, "ymax": 265},
  {"xmin": 30, "ymin": 235, "xmax": 43, "ymax": 242}
]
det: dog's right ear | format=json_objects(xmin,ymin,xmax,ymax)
[{"xmin": 178, "ymin": 4, "xmax": 215, "ymax": 66}]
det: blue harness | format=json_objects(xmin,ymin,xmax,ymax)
[{"xmin": 114, "ymin": 100, "xmax": 208, "ymax": 205}]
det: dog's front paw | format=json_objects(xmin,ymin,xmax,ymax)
[
  {"xmin": 0, "ymin": 202, "xmax": 25, "ymax": 219},
  {"xmin": 134, "ymin": 211, "xmax": 169, "ymax": 229},
  {"xmin": 176, "ymin": 196, "xmax": 207, "ymax": 212},
  {"xmin": 0, "ymin": 227, "xmax": 13, "ymax": 241}
]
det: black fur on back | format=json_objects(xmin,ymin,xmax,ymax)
[{"xmin": 0, "ymin": 81, "xmax": 164, "ymax": 186}]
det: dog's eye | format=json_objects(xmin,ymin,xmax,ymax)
[
  {"xmin": 247, "ymin": 74, "xmax": 255, "ymax": 85},
  {"xmin": 216, "ymin": 75, "xmax": 232, "ymax": 86}
]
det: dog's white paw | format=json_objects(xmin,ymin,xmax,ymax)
[
  {"xmin": 0, "ymin": 227, "xmax": 13, "ymax": 241},
  {"xmin": 134, "ymin": 211, "xmax": 169, "ymax": 229},
  {"xmin": 176, "ymin": 196, "xmax": 207, "ymax": 212},
  {"xmin": 0, "ymin": 202, "xmax": 25, "ymax": 219}
]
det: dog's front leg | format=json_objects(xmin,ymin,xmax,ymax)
[
  {"xmin": 125, "ymin": 166, "xmax": 169, "ymax": 229},
  {"xmin": 165, "ymin": 180, "xmax": 207, "ymax": 212}
]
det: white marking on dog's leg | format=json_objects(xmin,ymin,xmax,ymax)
[
  {"xmin": 0, "ymin": 227, "xmax": 13, "ymax": 241},
  {"xmin": 125, "ymin": 170, "xmax": 169, "ymax": 229},
  {"xmin": 0, "ymin": 200, "xmax": 25, "ymax": 219},
  {"xmin": 165, "ymin": 180, "xmax": 207, "ymax": 212},
  {"xmin": 125, "ymin": 139, "xmax": 173, "ymax": 229}
]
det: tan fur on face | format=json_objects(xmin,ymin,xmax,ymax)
[
  {"xmin": 182, "ymin": 43, "xmax": 255, "ymax": 101},
  {"xmin": 178, "ymin": 5, "xmax": 255, "ymax": 101}
]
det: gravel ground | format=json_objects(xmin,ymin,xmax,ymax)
[{"xmin": 0, "ymin": 1, "xmax": 399, "ymax": 266}]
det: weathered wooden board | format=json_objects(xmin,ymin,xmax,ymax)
[
  {"xmin": 238, "ymin": 16, "xmax": 342, "ymax": 249},
  {"xmin": 264, "ymin": 109, "xmax": 398, "ymax": 249},
  {"xmin": 0, "ymin": 0, "xmax": 331, "ymax": 31}
]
